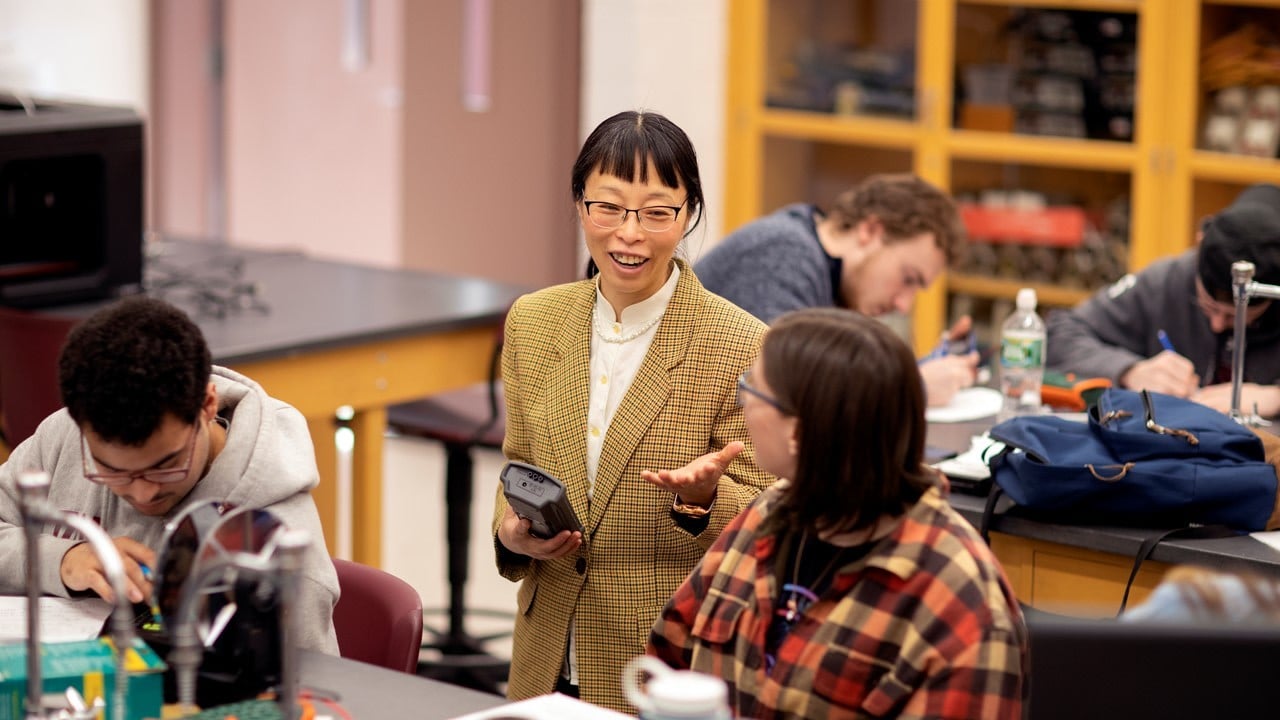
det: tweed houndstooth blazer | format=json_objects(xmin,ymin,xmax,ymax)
[{"xmin": 492, "ymin": 260, "xmax": 774, "ymax": 712}]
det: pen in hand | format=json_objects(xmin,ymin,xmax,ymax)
[
  {"xmin": 138, "ymin": 564, "xmax": 163, "ymax": 628},
  {"xmin": 1157, "ymin": 329, "xmax": 1177, "ymax": 354},
  {"xmin": 922, "ymin": 331, "xmax": 976, "ymax": 363}
]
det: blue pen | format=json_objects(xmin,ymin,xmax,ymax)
[
  {"xmin": 1157, "ymin": 329, "xmax": 1177, "ymax": 354},
  {"xmin": 922, "ymin": 332, "xmax": 975, "ymax": 363},
  {"xmin": 922, "ymin": 341, "xmax": 947, "ymax": 363}
]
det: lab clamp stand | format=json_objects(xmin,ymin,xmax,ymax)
[
  {"xmin": 1230, "ymin": 260, "xmax": 1280, "ymax": 426},
  {"xmin": 18, "ymin": 471, "xmax": 133, "ymax": 720},
  {"xmin": 168, "ymin": 524, "xmax": 310, "ymax": 720},
  {"xmin": 19, "ymin": 470, "xmax": 310, "ymax": 720}
]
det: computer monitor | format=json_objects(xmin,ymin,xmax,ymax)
[
  {"xmin": 1027, "ymin": 614, "xmax": 1278, "ymax": 719},
  {"xmin": 0, "ymin": 94, "xmax": 143, "ymax": 307}
]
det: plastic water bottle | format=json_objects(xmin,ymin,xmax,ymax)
[{"xmin": 999, "ymin": 288, "xmax": 1046, "ymax": 418}]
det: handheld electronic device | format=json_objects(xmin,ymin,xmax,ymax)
[
  {"xmin": 1042, "ymin": 371, "xmax": 1111, "ymax": 411},
  {"xmin": 500, "ymin": 461, "xmax": 584, "ymax": 539}
]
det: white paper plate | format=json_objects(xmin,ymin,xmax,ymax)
[{"xmin": 925, "ymin": 386, "xmax": 1003, "ymax": 423}]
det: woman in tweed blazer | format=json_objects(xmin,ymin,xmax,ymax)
[{"xmin": 492, "ymin": 110, "xmax": 774, "ymax": 712}]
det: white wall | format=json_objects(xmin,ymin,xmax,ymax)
[
  {"xmin": 0, "ymin": 0, "xmax": 148, "ymax": 112},
  {"xmin": 580, "ymin": 0, "xmax": 727, "ymax": 262}
]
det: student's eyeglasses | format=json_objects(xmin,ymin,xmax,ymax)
[
  {"xmin": 737, "ymin": 371, "xmax": 787, "ymax": 412},
  {"xmin": 82, "ymin": 423, "xmax": 200, "ymax": 486},
  {"xmin": 582, "ymin": 200, "xmax": 685, "ymax": 232}
]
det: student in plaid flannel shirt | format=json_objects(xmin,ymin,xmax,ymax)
[{"xmin": 649, "ymin": 308, "xmax": 1027, "ymax": 719}]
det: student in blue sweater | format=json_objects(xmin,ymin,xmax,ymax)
[{"xmin": 695, "ymin": 174, "xmax": 974, "ymax": 406}]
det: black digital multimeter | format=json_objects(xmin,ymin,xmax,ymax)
[{"xmin": 500, "ymin": 461, "xmax": 584, "ymax": 539}]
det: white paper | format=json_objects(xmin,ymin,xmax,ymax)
[
  {"xmin": 451, "ymin": 692, "xmax": 633, "ymax": 720},
  {"xmin": 0, "ymin": 596, "xmax": 113, "ymax": 645},
  {"xmin": 1249, "ymin": 530, "xmax": 1280, "ymax": 555},
  {"xmin": 933, "ymin": 433, "xmax": 1005, "ymax": 480},
  {"xmin": 925, "ymin": 387, "xmax": 1003, "ymax": 423}
]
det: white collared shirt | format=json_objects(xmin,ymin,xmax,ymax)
[{"xmin": 584, "ymin": 263, "xmax": 680, "ymax": 492}]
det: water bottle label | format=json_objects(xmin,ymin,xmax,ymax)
[{"xmin": 1000, "ymin": 335, "xmax": 1044, "ymax": 369}]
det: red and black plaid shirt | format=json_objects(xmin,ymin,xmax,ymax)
[{"xmin": 649, "ymin": 483, "xmax": 1027, "ymax": 719}]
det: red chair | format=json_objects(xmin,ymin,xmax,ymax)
[
  {"xmin": 331, "ymin": 558, "xmax": 424, "ymax": 673},
  {"xmin": 0, "ymin": 306, "xmax": 80, "ymax": 449}
]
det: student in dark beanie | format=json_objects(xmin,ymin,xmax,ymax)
[{"xmin": 1047, "ymin": 183, "xmax": 1280, "ymax": 418}]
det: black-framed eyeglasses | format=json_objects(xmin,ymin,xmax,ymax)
[
  {"xmin": 738, "ymin": 371, "xmax": 786, "ymax": 412},
  {"xmin": 82, "ymin": 422, "xmax": 201, "ymax": 486},
  {"xmin": 582, "ymin": 200, "xmax": 685, "ymax": 232}
]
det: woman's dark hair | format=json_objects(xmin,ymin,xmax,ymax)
[
  {"xmin": 761, "ymin": 308, "xmax": 932, "ymax": 535},
  {"xmin": 59, "ymin": 296, "xmax": 212, "ymax": 446},
  {"xmin": 572, "ymin": 110, "xmax": 704, "ymax": 278}
]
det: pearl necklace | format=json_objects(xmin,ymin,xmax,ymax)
[{"xmin": 593, "ymin": 312, "xmax": 663, "ymax": 344}]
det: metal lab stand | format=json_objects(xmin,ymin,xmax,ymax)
[
  {"xmin": 1230, "ymin": 260, "xmax": 1280, "ymax": 425},
  {"xmin": 168, "ymin": 523, "xmax": 308, "ymax": 720},
  {"xmin": 18, "ymin": 471, "xmax": 134, "ymax": 720}
]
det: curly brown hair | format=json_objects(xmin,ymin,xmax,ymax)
[
  {"xmin": 59, "ymin": 296, "xmax": 211, "ymax": 446},
  {"xmin": 827, "ymin": 174, "xmax": 965, "ymax": 265}
]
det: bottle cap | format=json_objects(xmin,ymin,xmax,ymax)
[{"xmin": 1016, "ymin": 287, "xmax": 1037, "ymax": 310}]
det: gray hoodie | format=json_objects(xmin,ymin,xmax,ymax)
[{"xmin": 0, "ymin": 366, "xmax": 339, "ymax": 654}]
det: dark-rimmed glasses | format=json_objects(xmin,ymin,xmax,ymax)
[
  {"xmin": 738, "ymin": 371, "xmax": 786, "ymax": 412},
  {"xmin": 582, "ymin": 200, "xmax": 684, "ymax": 232},
  {"xmin": 82, "ymin": 423, "xmax": 200, "ymax": 486}
]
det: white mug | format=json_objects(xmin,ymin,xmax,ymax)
[{"xmin": 622, "ymin": 656, "xmax": 730, "ymax": 720}]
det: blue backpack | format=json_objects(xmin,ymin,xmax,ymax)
[{"xmin": 985, "ymin": 388, "xmax": 1278, "ymax": 531}]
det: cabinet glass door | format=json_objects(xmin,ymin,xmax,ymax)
[{"xmin": 765, "ymin": 0, "xmax": 918, "ymax": 120}]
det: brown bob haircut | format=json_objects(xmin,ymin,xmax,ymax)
[
  {"xmin": 760, "ymin": 307, "xmax": 933, "ymax": 535},
  {"xmin": 827, "ymin": 173, "xmax": 966, "ymax": 265}
]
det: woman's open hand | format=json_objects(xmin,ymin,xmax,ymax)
[{"xmin": 640, "ymin": 441, "xmax": 744, "ymax": 507}]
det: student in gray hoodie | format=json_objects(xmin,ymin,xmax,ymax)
[{"xmin": 0, "ymin": 296, "xmax": 339, "ymax": 654}]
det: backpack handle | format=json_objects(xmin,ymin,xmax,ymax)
[
  {"xmin": 1142, "ymin": 389, "xmax": 1199, "ymax": 445},
  {"xmin": 1087, "ymin": 463, "xmax": 1135, "ymax": 482}
]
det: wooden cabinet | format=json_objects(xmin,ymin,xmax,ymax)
[
  {"xmin": 989, "ymin": 532, "xmax": 1167, "ymax": 616},
  {"xmin": 725, "ymin": 0, "xmax": 1280, "ymax": 355}
]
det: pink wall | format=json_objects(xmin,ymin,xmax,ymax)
[
  {"xmin": 400, "ymin": 1, "xmax": 580, "ymax": 285},
  {"xmin": 150, "ymin": 0, "xmax": 215, "ymax": 238},
  {"xmin": 150, "ymin": 1, "xmax": 580, "ymax": 288},
  {"xmin": 224, "ymin": 0, "xmax": 404, "ymax": 267}
]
